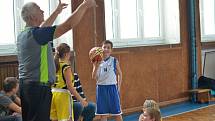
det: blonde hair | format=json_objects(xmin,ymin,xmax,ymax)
[
  {"xmin": 145, "ymin": 108, "xmax": 161, "ymax": 121},
  {"xmin": 143, "ymin": 100, "xmax": 160, "ymax": 111}
]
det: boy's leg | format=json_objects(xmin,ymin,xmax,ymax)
[
  {"xmin": 100, "ymin": 115, "xmax": 108, "ymax": 121},
  {"xmin": 82, "ymin": 102, "xmax": 96, "ymax": 121},
  {"xmin": 73, "ymin": 102, "xmax": 84, "ymax": 121},
  {"xmin": 96, "ymin": 85, "xmax": 110, "ymax": 121},
  {"xmin": 115, "ymin": 115, "xmax": 123, "ymax": 121},
  {"xmin": 108, "ymin": 85, "xmax": 122, "ymax": 115}
]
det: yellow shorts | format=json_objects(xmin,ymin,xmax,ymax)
[{"xmin": 50, "ymin": 88, "xmax": 74, "ymax": 121}]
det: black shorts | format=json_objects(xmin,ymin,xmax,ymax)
[{"xmin": 19, "ymin": 80, "xmax": 52, "ymax": 121}]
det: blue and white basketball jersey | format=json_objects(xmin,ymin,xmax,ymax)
[{"xmin": 97, "ymin": 56, "xmax": 117, "ymax": 85}]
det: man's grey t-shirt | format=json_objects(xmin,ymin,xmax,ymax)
[{"xmin": 17, "ymin": 26, "xmax": 56, "ymax": 84}]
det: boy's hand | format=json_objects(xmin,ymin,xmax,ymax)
[
  {"xmin": 93, "ymin": 61, "xmax": 101, "ymax": 67},
  {"xmin": 138, "ymin": 114, "xmax": 144, "ymax": 121},
  {"xmin": 12, "ymin": 112, "xmax": 19, "ymax": 116},
  {"xmin": 81, "ymin": 100, "xmax": 88, "ymax": 107}
]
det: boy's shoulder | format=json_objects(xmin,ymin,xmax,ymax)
[
  {"xmin": 110, "ymin": 56, "xmax": 118, "ymax": 60},
  {"xmin": 111, "ymin": 56, "xmax": 118, "ymax": 63}
]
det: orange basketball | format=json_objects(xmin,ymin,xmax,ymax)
[{"xmin": 89, "ymin": 47, "xmax": 103, "ymax": 62}]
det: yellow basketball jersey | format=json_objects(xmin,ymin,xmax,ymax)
[{"xmin": 54, "ymin": 62, "xmax": 74, "ymax": 89}]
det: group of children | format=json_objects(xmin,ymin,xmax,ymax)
[
  {"xmin": 51, "ymin": 40, "xmax": 123, "ymax": 121},
  {"xmin": 0, "ymin": 40, "xmax": 162, "ymax": 121},
  {"xmin": 52, "ymin": 40, "xmax": 162, "ymax": 121},
  {"xmin": 0, "ymin": 40, "xmax": 120, "ymax": 121}
]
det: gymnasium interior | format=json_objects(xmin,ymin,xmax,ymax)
[{"xmin": 1, "ymin": 0, "xmax": 215, "ymax": 121}]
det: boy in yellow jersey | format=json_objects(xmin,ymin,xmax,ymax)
[{"xmin": 50, "ymin": 43, "xmax": 88, "ymax": 121}]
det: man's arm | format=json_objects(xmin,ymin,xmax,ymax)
[
  {"xmin": 41, "ymin": 0, "xmax": 68, "ymax": 27},
  {"xmin": 54, "ymin": 0, "xmax": 96, "ymax": 39}
]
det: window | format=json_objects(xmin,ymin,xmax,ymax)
[
  {"xmin": 119, "ymin": 0, "xmax": 138, "ymax": 39},
  {"xmin": 104, "ymin": 0, "xmax": 180, "ymax": 48},
  {"xmin": 0, "ymin": 1, "xmax": 16, "ymax": 55},
  {"xmin": 200, "ymin": 0, "xmax": 215, "ymax": 42},
  {"xmin": 49, "ymin": 0, "xmax": 73, "ymax": 49},
  {"xmin": 0, "ymin": 0, "xmax": 73, "ymax": 55}
]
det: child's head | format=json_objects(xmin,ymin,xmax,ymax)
[
  {"xmin": 143, "ymin": 100, "xmax": 160, "ymax": 111},
  {"xmin": 101, "ymin": 40, "xmax": 113, "ymax": 58},
  {"xmin": 143, "ymin": 108, "xmax": 161, "ymax": 121},
  {"xmin": 3, "ymin": 77, "xmax": 19, "ymax": 94},
  {"xmin": 54, "ymin": 43, "xmax": 71, "ymax": 72},
  {"xmin": 55, "ymin": 43, "xmax": 71, "ymax": 59}
]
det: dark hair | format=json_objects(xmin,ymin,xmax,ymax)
[
  {"xmin": 54, "ymin": 43, "xmax": 70, "ymax": 72},
  {"xmin": 3, "ymin": 77, "xmax": 18, "ymax": 92},
  {"xmin": 102, "ymin": 40, "xmax": 113, "ymax": 48}
]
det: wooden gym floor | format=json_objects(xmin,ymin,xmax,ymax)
[
  {"xmin": 163, "ymin": 105, "xmax": 215, "ymax": 121},
  {"xmin": 111, "ymin": 100, "xmax": 215, "ymax": 121}
]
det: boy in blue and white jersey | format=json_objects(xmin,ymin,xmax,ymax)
[{"xmin": 92, "ymin": 40, "xmax": 123, "ymax": 121}]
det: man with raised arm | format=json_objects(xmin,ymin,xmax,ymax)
[{"xmin": 17, "ymin": 0, "xmax": 96, "ymax": 121}]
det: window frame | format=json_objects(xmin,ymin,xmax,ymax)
[
  {"xmin": 200, "ymin": 0, "xmax": 215, "ymax": 42},
  {"xmin": 104, "ymin": 0, "xmax": 180, "ymax": 48},
  {"xmin": 0, "ymin": 0, "xmax": 18, "ymax": 55},
  {"xmin": 0, "ymin": 0, "xmax": 73, "ymax": 55}
]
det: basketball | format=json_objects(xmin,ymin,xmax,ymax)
[{"xmin": 89, "ymin": 47, "xmax": 103, "ymax": 62}]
